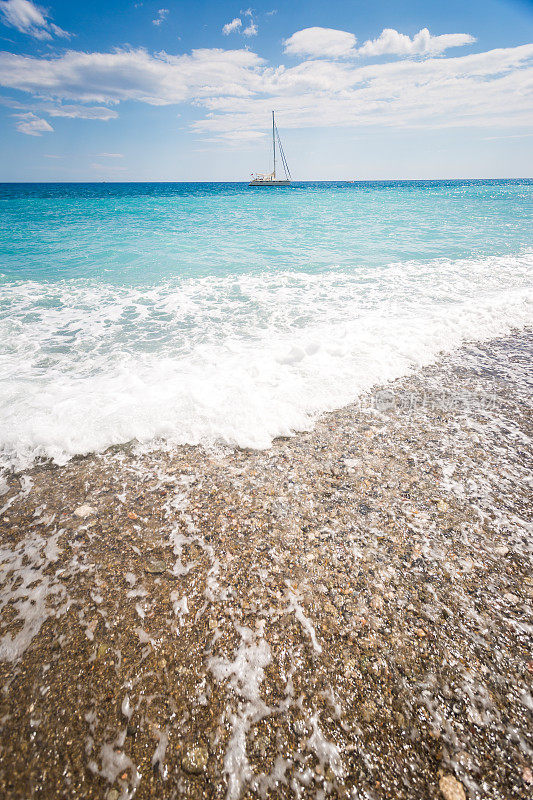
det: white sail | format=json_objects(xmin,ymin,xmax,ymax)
[{"xmin": 249, "ymin": 112, "xmax": 291, "ymax": 186}]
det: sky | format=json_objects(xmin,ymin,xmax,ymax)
[{"xmin": 0, "ymin": 0, "xmax": 532, "ymax": 181}]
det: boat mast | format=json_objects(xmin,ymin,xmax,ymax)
[{"xmin": 272, "ymin": 110, "xmax": 276, "ymax": 178}]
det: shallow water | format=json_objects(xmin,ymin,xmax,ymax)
[
  {"xmin": 0, "ymin": 332, "xmax": 531, "ymax": 800},
  {"xmin": 1, "ymin": 180, "xmax": 532, "ymax": 470}
]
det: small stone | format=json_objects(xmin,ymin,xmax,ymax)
[
  {"xmin": 357, "ymin": 503, "xmax": 372, "ymax": 515},
  {"xmin": 107, "ymin": 790, "xmax": 119, "ymax": 800},
  {"xmin": 495, "ymin": 546, "xmax": 509, "ymax": 556},
  {"xmin": 415, "ymin": 628, "xmax": 427, "ymax": 638},
  {"xmin": 394, "ymin": 711, "xmax": 406, "ymax": 727},
  {"xmin": 74, "ymin": 504, "xmax": 96, "ymax": 519},
  {"xmin": 96, "ymin": 642, "xmax": 109, "ymax": 659},
  {"xmin": 182, "ymin": 744, "xmax": 209, "ymax": 775},
  {"xmin": 523, "ymin": 766, "xmax": 533, "ymax": 785},
  {"xmin": 439, "ymin": 774, "xmax": 466, "ymax": 800},
  {"xmin": 344, "ymin": 657, "xmax": 358, "ymax": 676},
  {"xmin": 145, "ymin": 558, "xmax": 166, "ymax": 574},
  {"xmin": 455, "ymin": 751, "xmax": 476, "ymax": 771},
  {"xmin": 436, "ymin": 499, "xmax": 448, "ymax": 512},
  {"xmin": 360, "ymin": 700, "xmax": 378, "ymax": 723},
  {"xmin": 503, "ymin": 592, "xmax": 520, "ymax": 605}
]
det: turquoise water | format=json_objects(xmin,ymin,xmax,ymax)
[
  {"xmin": 1, "ymin": 181, "xmax": 532, "ymax": 283},
  {"xmin": 0, "ymin": 180, "xmax": 532, "ymax": 470}
]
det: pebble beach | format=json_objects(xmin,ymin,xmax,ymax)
[{"xmin": 0, "ymin": 330, "xmax": 531, "ymax": 800}]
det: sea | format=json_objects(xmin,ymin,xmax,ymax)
[{"xmin": 0, "ymin": 179, "xmax": 531, "ymax": 473}]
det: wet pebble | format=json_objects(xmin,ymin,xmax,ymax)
[
  {"xmin": 145, "ymin": 558, "xmax": 166, "ymax": 574},
  {"xmin": 96, "ymin": 642, "xmax": 109, "ymax": 659},
  {"xmin": 73, "ymin": 504, "xmax": 96, "ymax": 518},
  {"xmin": 344, "ymin": 657, "xmax": 358, "ymax": 676},
  {"xmin": 361, "ymin": 700, "xmax": 378, "ymax": 723},
  {"xmin": 182, "ymin": 745, "xmax": 209, "ymax": 775},
  {"xmin": 455, "ymin": 750, "xmax": 476, "ymax": 771},
  {"xmin": 503, "ymin": 592, "xmax": 520, "ymax": 605},
  {"xmin": 439, "ymin": 774, "xmax": 466, "ymax": 800}
]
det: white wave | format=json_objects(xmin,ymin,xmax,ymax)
[{"xmin": 0, "ymin": 252, "xmax": 531, "ymax": 471}]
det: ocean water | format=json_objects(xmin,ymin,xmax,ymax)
[{"xmin": 0, "ymin": 180, "xmax": 531, "ymax": 472}]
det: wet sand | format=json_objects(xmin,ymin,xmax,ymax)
[{"xmin": 0, "ymin": 331, "xmax": 531, "ymax": 800}]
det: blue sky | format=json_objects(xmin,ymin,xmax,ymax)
[{"xmin": 0, "ymin": 0, "xmax": 532, "ymax": 180}]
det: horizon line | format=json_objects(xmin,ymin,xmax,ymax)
[{"xmin": 1, "ymin": 177, "xmax": 532, "ymax": 184}]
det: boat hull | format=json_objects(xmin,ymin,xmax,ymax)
[{"xmin": 249, "ymin": 180, "xmax": 291, "ymax": 187}]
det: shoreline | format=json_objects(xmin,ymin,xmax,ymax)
[{"xmin": 0, "ymin": 330, "xmax": 531, "ymax": 799}]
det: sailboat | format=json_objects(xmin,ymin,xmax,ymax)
[{"xmin": 249, "ymin": 111, "xmax": 291, "ymax": 186}]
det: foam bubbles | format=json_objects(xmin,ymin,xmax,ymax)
[{"xmin": 0, "ymin": 252, "xmax": 531, "ymax": 471}]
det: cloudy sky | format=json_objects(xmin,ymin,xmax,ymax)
[{"xmin": 0, "ymin": 0, "xmax": 532, "ymax": 180}]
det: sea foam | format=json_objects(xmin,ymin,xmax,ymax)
[{"xmin": 0, "ymin": 251, "xmax": 531, "ymax": 471}]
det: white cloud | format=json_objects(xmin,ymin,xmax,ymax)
[
  {"xmin": 222, "ymin": 17, "xmax": 241, "ymax": 35},
  {"xmin": 13, "ymin": 111, "xmax": 52, "ymax": 135},
  {"xmin": 483, "ymin": 132, "xmax": 533, "ymax": 141},
  {"xmin": 0, "ymin": 95, "xmax": 117, "ymax": 120},
  {"xmin": 224, "ymin": 129, "xmax": 265, "ymax": 140},
  {"xmin": 243, "ymin": 20, "xmax": 257, "ymax": 37},
  {"xmin": 152, "ymin": 8, "xmax": 168, "ymax": 27},
  {"xmin": 192, "ymin": 44, "xmax": 533, "ymax": 135},
  {"xmin": 223, "ymin": 9, "xmax": 257, "ymax": 37},
  {"xmin": 0, "ymin": 47, "xmax": 265, "ymax": 104},
  {"xmin": 284, "ymin": 27, "xmax": 357, "ymax": 59},
  {"xmin": 358, "ymin": 27, "xmax": 475, "ymax": 58},
  {"xmin": 95, "ymin": 152, "xmax": 124, "ymax": 157},
  {"xmin": 242, "ymin": 9, "xmax": 257, "ymax": 36},
  {"xmin": 0, "ymin": 40, "xmax": 531, "ymax": 141},
  {"xmin": 43, "ymin": 104, "xmax": 118, "ymax": 120},
  {"xmin": 0, "ymin": 0, "xmax": 71, "ymax": 40},
  {"xmin": 200, "ymin": 128, "xmax": 267, "ymax": 148},
  {"xmin": 284, "ymin": 26, "xmax": 475, "ymax": 60}
]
